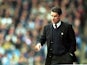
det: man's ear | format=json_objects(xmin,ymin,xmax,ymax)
[{"xmin": 60, "ymin": 14, "xmax": 63, "ymax": 20}]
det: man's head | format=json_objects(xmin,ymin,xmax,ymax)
[{"xmin": 51, "ymin": 7, "xmax": 62, "ymax": 24}]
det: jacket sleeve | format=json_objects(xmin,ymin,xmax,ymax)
[
  {"xmin": 39, "ymin": 26, "xmax": 47, "ymax": 46},
  {"xmin": 68, "ymin": 25, "xmax": 76, "ymax": 53}
]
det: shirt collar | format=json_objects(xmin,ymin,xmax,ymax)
[{"xmin": 53, "ymin": 21, "xmax": 61, "ymax": 29}]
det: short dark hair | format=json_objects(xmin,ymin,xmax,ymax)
[{"xmin": 51, "ymin": 7, "xmax": 62, "ymax": 15}]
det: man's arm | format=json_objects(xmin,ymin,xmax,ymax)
[
  {"xmin": 67, "ymin": 25, "xmax": 77, "ymax": 62},
  {"xmin": 68, "ymin": 25, "xmax": 76, "ymax": 53},
  {"xmin": 35, "ymin": 26, "xmax": 47, "ymax": 51}
]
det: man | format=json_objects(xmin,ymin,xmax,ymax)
[{"xmin": 35, "ymin": 7, "xmax": 77, "ymax": 65}]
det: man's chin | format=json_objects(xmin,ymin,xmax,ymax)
[{"xmin": 52, "ymin": 21, "xmax": 59, "ymax": 24}]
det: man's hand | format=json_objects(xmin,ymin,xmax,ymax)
[{"xmin": 34, "ymin": 43, "xmax": 42, "ymax": 52}]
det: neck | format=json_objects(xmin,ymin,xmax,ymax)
[{"xmin": 53, "ymin": 20, "xmax": 60, "ymax": 24}]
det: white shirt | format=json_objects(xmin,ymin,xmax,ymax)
[
  {"xmin": 1, "ymin": 17, "xmax": 12, "ymax": 25},
  {"xmin": 53, "ymin": 21, "xmax": 61, "ymax": 29}
]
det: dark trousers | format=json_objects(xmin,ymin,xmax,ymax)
[{"xmin": 50, "ymin": 53, "xmax": 73, "ymax": 65}]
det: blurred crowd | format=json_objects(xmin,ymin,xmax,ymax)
[{"xmin": 0, "ymin": 0, "xmax": 87, "ymax": 65}]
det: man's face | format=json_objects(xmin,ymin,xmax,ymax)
[{"xmin": 51, "ymin": 11, "xmax": 61, "ymax": 24}]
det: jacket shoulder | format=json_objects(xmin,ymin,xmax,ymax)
[
  {"xmin": 44, "ymin": 23, "xmax": 52, "ymax": 29},
  {"xmin": 62, "ymin": 21, "xmax": 72, "ymax": 28}
]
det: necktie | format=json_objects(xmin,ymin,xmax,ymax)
[{"xmin": 55, "ymin": 24, "xmax": 57, "ymax": 28}]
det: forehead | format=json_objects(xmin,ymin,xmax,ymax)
[{"xmin": 51, "ymin": 11, "xmax": 59, "ymax": 16}]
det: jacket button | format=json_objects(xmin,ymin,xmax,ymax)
[
  {"xmin": 50, "ymin": 49, "xmax": 52, "ymax": 50},
  {"xmin": 49, "ymin": 56, "xmax": 52, "ymax": 57},
  {"xmin": 51, "ymin": 42, "xmax": 53, "ymax": 44}
]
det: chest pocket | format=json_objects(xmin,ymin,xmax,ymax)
[{"xmin": 58, "ymin": 28, "xmax": 68, "ymax": 41}]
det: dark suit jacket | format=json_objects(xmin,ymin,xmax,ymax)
[{"xmin": 39, "ymin": 21, "xmax": 76, "ymax": 65}]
